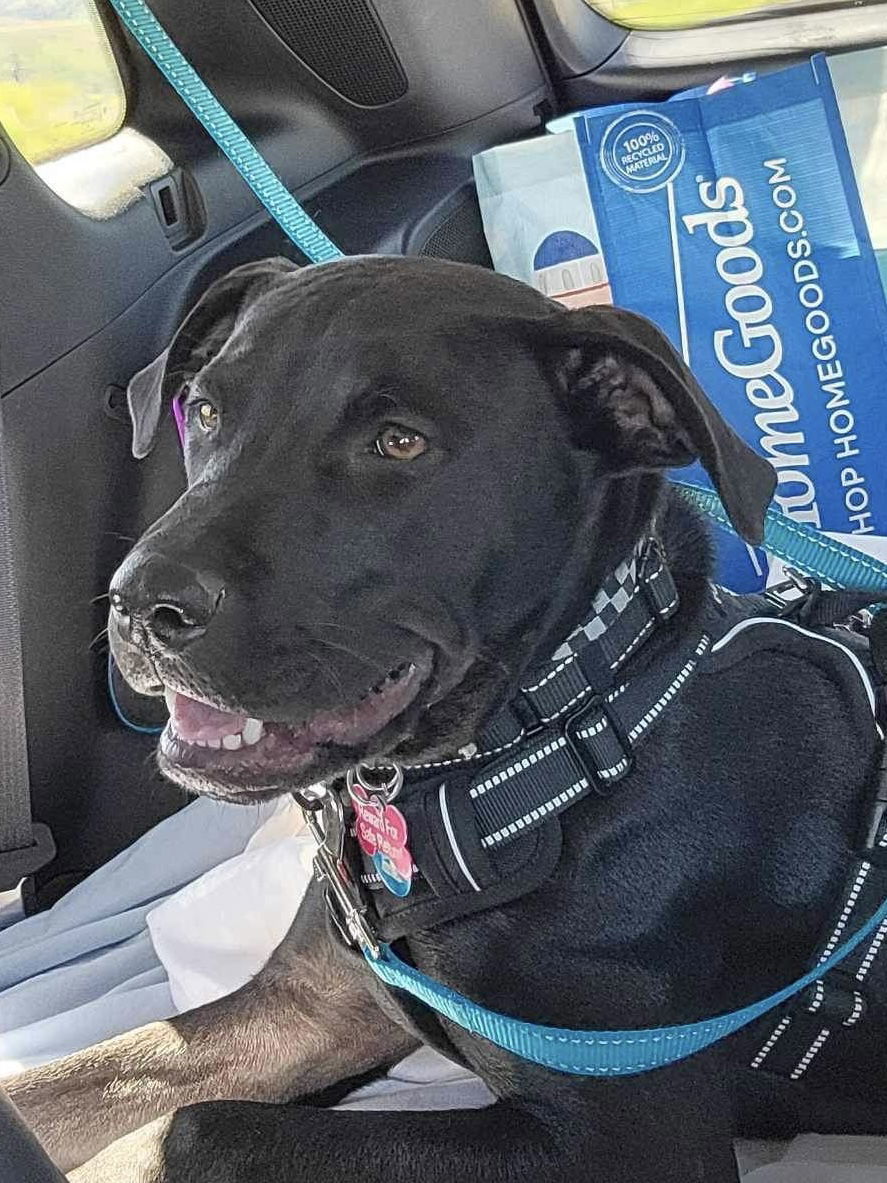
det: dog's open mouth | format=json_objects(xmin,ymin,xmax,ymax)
[{"xmin": 159, "ymin": 658, "xmax": 429, "ymax": 779}]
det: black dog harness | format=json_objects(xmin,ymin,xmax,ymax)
[{"xmin": 303, "ymin": 538, "xmax": 887, "ymax": 1082}]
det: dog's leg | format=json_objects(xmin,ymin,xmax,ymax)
[
  {"xmin": 6, "ymin": 883, "xmax": 416, "ymax": 1172},
  {"xmin": 67, "ymin": 1057, "xmax": 740, "ymax": 1183}
]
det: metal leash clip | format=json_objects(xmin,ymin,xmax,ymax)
[
  {"xmin": 346, "ymin": 761, "xmax": 404, "ymax": 802},
  {"xmin": 761, "ymin": 568, "xmax": 820, "ymax": 617},
  {"xmin": 297, "ymin": 787, "xmax": 381, "ymax": 960}
]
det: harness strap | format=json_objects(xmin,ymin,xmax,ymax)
[
  {"xmin": 470, "ymin": 630, "xmax": 713, "ymax": 852},
  {"xmin": 748, "ymin": 621, "xmax": 887, "ymax": 1082},
  {"xmin": 361, "ymin": 616, "xmax": 763, "ymax": 941},
  {"xmin": 750, "ymin": 848, "xmax": 887, "ymax": 1080}
]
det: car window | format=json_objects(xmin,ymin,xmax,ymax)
[
  {"xmin": 588, "ymin": 0, "xmax": 876, "ymax": 30},
  {"xmin": 0, "ymin": 0, "xmax": 125, "ymax": 166}
]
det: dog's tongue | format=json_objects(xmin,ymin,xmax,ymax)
[{"xmin": 165, "ymin": 689, "xmax": 246, "ymax": 744}]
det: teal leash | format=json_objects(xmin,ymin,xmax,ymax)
[
  {"xmin": 674, "ymin": 481, "xmax": 887, "ymax": 593},
  {"xmin": 106, "ymin": 0, "xmax": 344, "ymax": 264},
  {"xmin": 366, "ymin": 896, "xmax": 887, "ymax": 1076}
]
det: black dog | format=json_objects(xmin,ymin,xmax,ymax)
[{"xmin": 9, "ymin": 256, "xmax": 887, "ymax": 1182}]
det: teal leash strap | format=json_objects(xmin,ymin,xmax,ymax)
[
  {"xmin": 673, "ymin": 480, "xmax": 887, "ymax": 593},
  {"xmin": 364, "ymin": 894, "xmax": 887, "ymax": 1076},
  {"xmin": 106, "ymin": 0, "xmax": 344, "ymax": 264}
]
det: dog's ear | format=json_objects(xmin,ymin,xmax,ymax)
[
  {"xmin": 127, "ymin": 256, "xmax": 299, "ymax": 458},
  {"xmin": 127, "ymin": 350, "xmax": 171, "ymax": 460},
  {"xmin": 542, "ymin": 305, "xmax": 775, "ymax": 545}
]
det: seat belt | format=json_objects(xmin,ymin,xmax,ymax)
[{"xmin": 0, "ymin": 390, "xmax": 54, "ymax": 924}]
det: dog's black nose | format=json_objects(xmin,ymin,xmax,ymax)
[{"xmin": 110, "ymin": 554, "xmax": 224, "ymax": 652}]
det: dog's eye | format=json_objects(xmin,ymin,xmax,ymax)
[
  {"xmin": 374, "ymin": 425, "xmax": 427, "ymax": 461},
  {"xmin": 195, "ymin": 400, "xmax": 220, "ymax": 434}
]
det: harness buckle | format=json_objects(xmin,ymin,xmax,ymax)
[
  {"xmin": 762, "ymin": 569, "xmax": 820, "ymax": 618},
  {"xmin": 300, "ymin": 789, "xmax": 381, "ymax": 960},
  {"xmin": 564, "ymin": 696, "xmax": 634, "ymax": 796}
]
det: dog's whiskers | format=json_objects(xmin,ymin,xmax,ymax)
[
  {"xmin": 307, "ymin": 621, "xmax": 363, "ymax": 636},
  {"xmin": 304, "ymin": 650, "xmax": 346, "ymax": 698},
  {"xmin": 89, "ymin": 627, "xmax": 110, "ymax": 653},
  {"xmin": 311, "ymin": 636, "xmax": 386, "ymax": 675}
]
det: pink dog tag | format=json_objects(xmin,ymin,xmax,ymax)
[{"xmin": 348, "ymin": 777, "xmax": 413, "ymax": 898}]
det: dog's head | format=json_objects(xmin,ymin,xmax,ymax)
[{"xmin": 110, "ymin": 256, "xmax": 773, "ymax": 800}]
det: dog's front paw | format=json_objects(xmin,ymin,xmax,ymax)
[{"xmin": 67, "ymin": 1115, "xmax": 176, "ymax": 1183}]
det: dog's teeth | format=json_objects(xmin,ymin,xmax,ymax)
[
  {"xmin": 242, "ymin": 718, "xmax": 264, "ymax": 746},
  {"xmin": 222, "ymin": 733, "xmax": 243, "ymax": 751},
  {"xmin": 206, "ymin": 736, "xmax": 222, "ymax": 750},
  {"xmin": 194, "ymin": 737, "xmax": 208, "ymax": 748},
  {"xmin": 164, "ymin": 687, "xmax": 177, "ymax": 714}
]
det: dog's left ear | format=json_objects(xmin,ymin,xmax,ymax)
[
  {"xmin": 543, "ymin": 305, "xmax": 775, "ymax": 545},
  {"xmin": 127, "ymin": 256, "xmax": 300, "ymax": 458}
]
